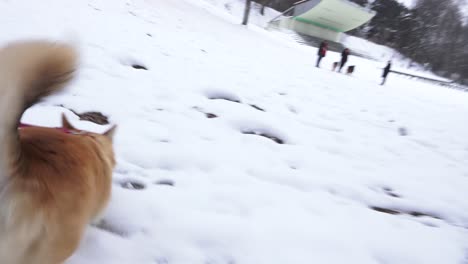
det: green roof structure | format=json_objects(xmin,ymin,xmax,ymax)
[
  {"xmin": 271, "ymin": 0, "xmax": 376, "ymax": 42},
  {"xmin": 293, "ymin": 0, "xmax": 376, "ymax": 33}
]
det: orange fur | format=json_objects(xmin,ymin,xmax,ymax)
[{"xmin": 0, "ymin": 40, "xmax": 116, "ymax": 264}]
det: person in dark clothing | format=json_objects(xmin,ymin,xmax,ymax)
[
  {"xmin": 316, "ymin": 41, "xmax": 328, "ymax": 68},
  {"xmin": 381, "ymin": 61, "xmax": 392, "ymax": 85},
  {"xmin": 338, "ymin": 48, "xmax": 350, "ymax": 72}
]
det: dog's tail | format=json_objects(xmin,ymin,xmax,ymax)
[{"xmin": 0, "ymin": 40, "xmax": 77, "ymax": 177}]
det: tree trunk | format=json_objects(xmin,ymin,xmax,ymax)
[
  {"xmin": 261, "ymin": 0, "xmax": 272, "ymax": 15},
  {"xmin": 242, "ymin": 0, "xmax": 252, "ymax": 25}
]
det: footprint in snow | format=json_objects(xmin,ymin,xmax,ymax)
[
  {"xmin": 381, "ymin": 186, "xmax": 401, "ymax": 198},
  {"xmin": 154, "ymin": 179, "xmax": 175, "ymax": 187},
  {"xmin": 241, "ymin": 129, "xmax": 285, "ymax": 144},
  {"xmin": 119, "ymin": 56, "xmax": 149, "ymax": 70},
  {"xmin": 193, "ymin": 106, "xmax": 218, "ymax": 119},
  {"xmin": 204, "ymin": 89, "xmax": 241, "ymax": 103},
  {"xmin": 249, "ymin": 104, "xmax": 265, "ymax": 112},
  {"xmin": 131, "ymin": 63, "xmax": 148, "ymax": 70},
  {"xmin": 93, "ymin": 219, "xmax": 128, "ymax": 237},
  {"xmin": 118, "ymin": 179, "xmax": 146, "ymax": 190},
  {"xmin": 398, "ymin": 127, "xmax": 409, "ymax": 136},
  {"xmin": 238, "ymin": 121, "xmax": 288, "ymax": 145}
]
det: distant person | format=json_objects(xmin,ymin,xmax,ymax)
[
  {"xmin": 316, "ymin": 41, "xmax": 328, "ymax": 68},
  {"xmin": 338, "ymin": 48, "xmax": 350, "ymax": 72},
  {"xmin": 381, "ymin": 61, "xmax": 392, "ymax": 85}
]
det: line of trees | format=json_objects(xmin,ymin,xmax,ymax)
[
  {"xmin": 350, "ymin": 0, "xmax": 468, "ymax": 83},
  {"xmin": 257, "ymin": 0, "xmax": 468, "ymax": 83}
]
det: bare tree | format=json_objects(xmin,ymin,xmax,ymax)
[
  {"xmin": 260, "ymin": 0, "xmax": 273, "ymax": 15},
  {"xmin": 242, "ymin": 0, "xmax": 252, "ymax": 25}
]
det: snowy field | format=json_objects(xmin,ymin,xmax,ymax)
[{"xmin": 1, "ymin": 0, "xmax": 468, "ymax": 263}]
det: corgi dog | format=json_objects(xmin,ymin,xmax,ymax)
[{"xmin": 0, "ymin": 40, "xmax": 116, "ymax": 264}]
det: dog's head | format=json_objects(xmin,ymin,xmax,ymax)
[{"xmin": 61, "ymin": 113, "xmax": 116, "ymax": 167}]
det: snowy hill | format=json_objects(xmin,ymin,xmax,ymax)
[{"xmin": 1, "ymin": 0, "xmax": 468, "ymax": 263}]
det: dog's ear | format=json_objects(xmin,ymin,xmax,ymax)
[
  {"xmin": 61, "ymin": 113, "xmax": 76, "ymax": 130},
  {"xmin": 103, "ymin": 125, "xmax": 117, "ymax": 140}
]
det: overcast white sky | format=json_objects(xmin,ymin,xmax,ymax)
[{"xmin": 396, "ymin": 0, "xmax": 415, "ymax": 8}]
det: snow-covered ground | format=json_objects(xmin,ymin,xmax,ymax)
[{"xmin": 1, "ymin": 0, "xmax": 468, "ymax": 263}]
